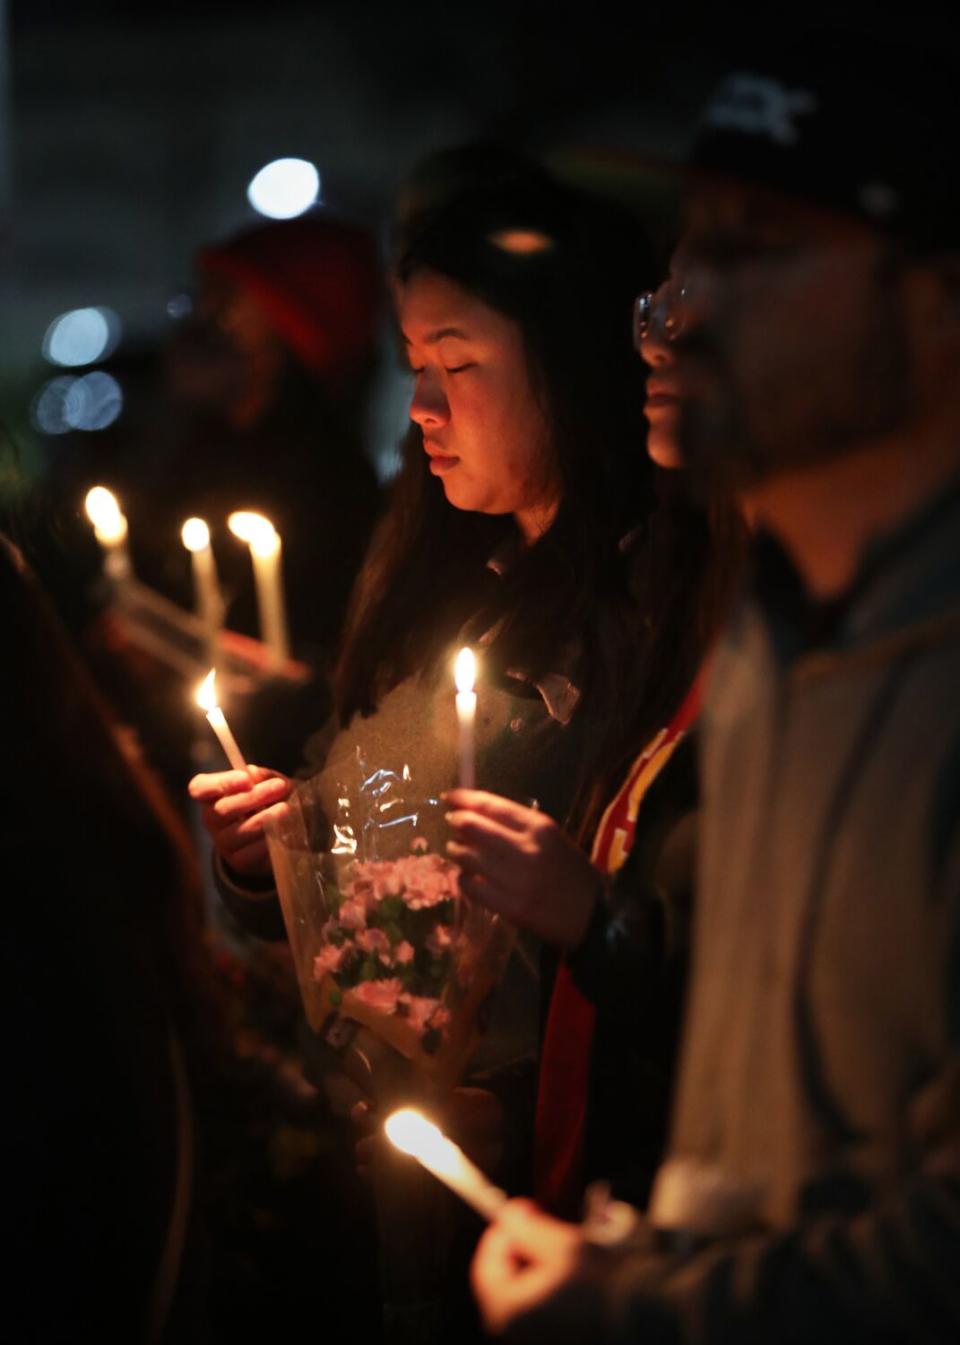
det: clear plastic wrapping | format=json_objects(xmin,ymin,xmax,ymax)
[{"xmin": 265, "ymin": 757, "xmax": 515, "ymax": 1094}]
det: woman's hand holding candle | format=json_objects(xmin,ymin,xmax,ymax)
[
  {"xmin": 188, "ymin": 767, "xmax": 292, "ymax": 878},
  {"xmin": 445, "ymin": 789, "xmax": 601, "ymax": 950}
]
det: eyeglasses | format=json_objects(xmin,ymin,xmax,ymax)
[{"xmin": 632, "ymin": 277, "xmax": 690, "ymax": 350}]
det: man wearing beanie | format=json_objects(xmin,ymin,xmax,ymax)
[{"xmin": 471, "ymin": 39, "xmax": 960, "ymax": 1344}]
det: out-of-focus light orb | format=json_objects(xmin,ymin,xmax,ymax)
[
  {"xmin": 42, "ymin": 306, "xmax": 120, "ymax": 367},
  {"xmin": 33, "ymin": 372, "xmax": 123, "ymax": 435},
  {"xmin": 182, "ymin": 517, "xmax": 211, "ymax": 552},
  {"xmin": 489, "ymin": 229, "xmax": 554, "ymax": 256},
  {"xmin": 65, "ymin": 371, "xmax": 123, "ymax": 431},
  {"xmin": 166, "ymin": 293, "xmax": 193, "ymax": 320},
  {"xmin": 84, "ymin": 485, "xmax": 123, "ymax": 531},
  {"xmin": 247, "ymin": 158, "xmax": 321, "ymax": 219},
  {"xmin": 31, "ymin": 376, "xmax": 79, "ymax": 434}
]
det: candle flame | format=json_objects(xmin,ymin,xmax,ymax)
[
  {"xmin": 384, "ymin": 1109, "xmax": 453, "ymax": 1171},
  {"xmin": 454, "ymin": 646, "xmax": 476, "ymax": 695},
  {"xmin": 181, "ymin": 517, "xmax": 210, "ymax": 552},
  {"xmin": 228, "ymin": 510, "xmax": 276, "ymax": 549},
  {"xmin": 250, "ymin": 527, "xmax": 280, "ymax": 559},
  {"xmin": 196, "ymin": 668, "xmax": 218, "ymax": 712},
  {"xmin": 84, "ymin": 485, "xmax": 122, "ymax": 530}
]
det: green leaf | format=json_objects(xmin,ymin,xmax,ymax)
[{"xmin": 378, "ymin": 896, "xmax": 405, "ymax": 923}]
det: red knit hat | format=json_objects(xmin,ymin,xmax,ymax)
[{"xmin": 198, "ymin": 214, "xmax": 382, "ymax": 382}]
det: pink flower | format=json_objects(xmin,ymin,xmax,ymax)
[
  {"xmin": 345, "ymin": 853, "xmax": 460, "ymax": 910},
  {"xmin": 312, "ymin": 945, "xmax": 346, "ymax": 979},
  {"xmin": 338, "ymin": 898, "xmax": 367, "ymax": 931},
  {"xmin": 426, "ymin": 924, "xmax": 454, "ymax": 955},
  {"xmin": 350, "ymin": 978, "xmax": 402, "ymax": 1014},
  {"xmin": 352, "ymin": 860, "xmax": 403, "ymax": 901},
  {"xmin": 350, "ymin": 878, "xmax": 375, "ymax": 905},
  {"xmin": 356, "ymin": 928, "xmax": 391, "ymax": 957},
  {"xmin": 400, "ymin": 995, "xmax": 450, "ymax": 1034},
  {"xmin": 374, "ymin": 869, "xmax": 404, "ymax": 899},
  {"xmin": 394, "ymin": 940, "xmax": 415, "ymax": 965}
]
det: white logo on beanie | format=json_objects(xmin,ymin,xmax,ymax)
[{"xmin": 705, "ymin": 73, "xmax": 818, "ymax": 147}]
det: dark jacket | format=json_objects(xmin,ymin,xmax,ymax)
[{"xmin": 567, "ymin": 733, "xmax": 698, "ymax": 1208}]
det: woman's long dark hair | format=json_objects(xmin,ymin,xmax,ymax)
[{"xmin": 335, "ymin": 160, "xmax": 744, "ymax": 835}]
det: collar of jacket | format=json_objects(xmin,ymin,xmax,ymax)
[
  {"xmin": 475, "ymin": 538, "xmax": 582, "ymax": 725},
  {"xmin": 746, "ymin": 469, "xmax": 960, "ymax": 676}
]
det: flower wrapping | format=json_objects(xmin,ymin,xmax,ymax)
[{"xmin": 265, "ymin": 758, "xmax": 514, "ymax": 1090}]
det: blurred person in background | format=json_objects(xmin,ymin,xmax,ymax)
[
  {"xmin": 156, "ymin": 213, "xmax": 383, "ymax": 663},
  {"xmin": 471, "ymin": 38, "xmax": 960, "ymax": 1345}
]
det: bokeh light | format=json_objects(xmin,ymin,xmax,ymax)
[
  {"xmin": 181, "ymin": 517, "xmax": 211, "ymax": 552},
  {"xmin": 246, "ymin": 158, "xmax": 321, "ymax": 219},
  {"xmin": 42, "ymin": 306, "xmax": 120, "ymax": 367},
  {"xmin": 31, "ymin": 371, "xmax": 123, "ymax": 434},
  {"xmin": 31, "ymin": 376, "xmax": 79, "ymax": 434},
  {"xmin": 166, "ymin": 293, "xmax": 193, "ymax": 320}
]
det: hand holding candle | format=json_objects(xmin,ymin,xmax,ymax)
[
  {"xmin": 455, "ymin": 646, "xmax": 477, "ymax": 789},
  {"xmin": 195, "ymin": 669, "xmax": 248, "ymax": 772},
  {"xmin": 385, "ymin": 1107, "xmax": 507, "ymax": 1221}
]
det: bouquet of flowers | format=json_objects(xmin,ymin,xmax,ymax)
[{"xmin": 265, "ymin": 759, "xmax": 514, "ymax": 1093}]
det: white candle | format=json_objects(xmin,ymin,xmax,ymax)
[
  {"xmin": 84, "ymin": 485, "xmax": 132, "ymax": 582},
  {"xmin": 228, "ymin": 510, "xmax": 290, "ymax": 669},
  {"xmin": 385, "ymin": 1108, "xmax": 506, "ymax": 1221},
  {"xmin": 454, "ymin": 646, "xmax": 477, "ymax": 789},
  {"xmin": 181, "ymin": 517, "xmax": 223, "ymax": 667},
  {"xmin": 195, "ymin": 669, "xmax": 248, "ymax": 772}
]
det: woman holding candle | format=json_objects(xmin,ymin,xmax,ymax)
[
  {"xmin": 188, "ymin": 157, "xmax": 739, "ymax": 1337},
  {"xmin": 191, "ymin": 163, "xmax": 727, "ymax": 880}
]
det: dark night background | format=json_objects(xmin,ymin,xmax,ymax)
[{"xmin": 2, "ymin": 0, "xmax": 953, "ymax": 496}]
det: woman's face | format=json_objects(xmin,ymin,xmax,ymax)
[{"xmin": 399, "ymin": 270, "xmax": 559, "ymax": 541}]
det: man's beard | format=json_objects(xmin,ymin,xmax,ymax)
[{"xmin": 674, "ymin": 282, "xmax": 916, "ymax": 506}]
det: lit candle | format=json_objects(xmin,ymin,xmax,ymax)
[
  {"xmin": 181, "ymin": 517, "xmax": 223, "ymax": 668},
  {"xmin": 84, "ymin": 485, "xmax": 132, "ymax": 582},
  {"xmin": 385, "ymin": 1108, "xmax": 506, "ymax": 1221},
  {"xmin": 195, "ymin": 669, "xmax": 248, "ymax": 772},
  {"xmin": 454, "ymin": 646, "xmax": 477, "ymax": 789},
  {"xmin": 228, "ymin": 510, "xmax": 290, "ymax": 669}
]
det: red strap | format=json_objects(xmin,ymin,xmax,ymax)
[{"xmin": 533, "ymin": 674, "xmax": 703, "ymax": 1215}]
